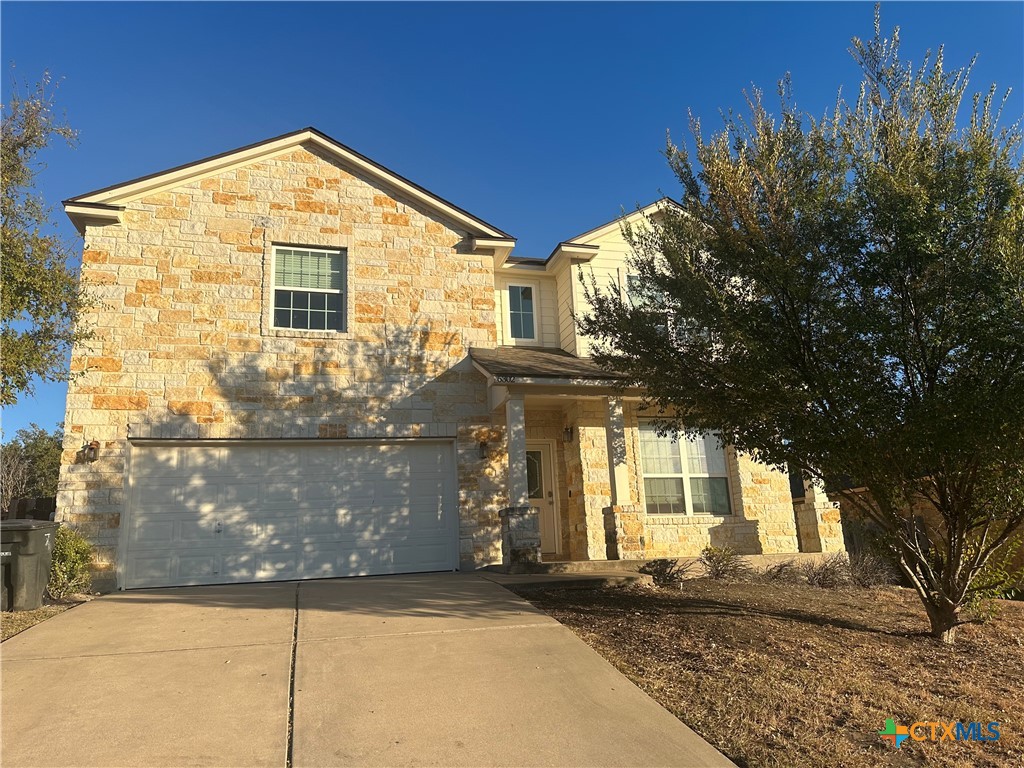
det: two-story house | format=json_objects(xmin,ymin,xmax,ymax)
[{"xmin": 58, "ymin": 127, "xmax": 845, "ymax": 591}]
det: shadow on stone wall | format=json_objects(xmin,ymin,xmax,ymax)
[{"xmin": 70, "ymin": 315, "xmax": 507, "ymax": 589}]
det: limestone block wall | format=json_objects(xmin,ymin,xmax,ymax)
[
  {"xmin": 564, "ymin": 399, "xmax": 612, "ymax": 560},
  {"xmin": 57, "ymin": 145, "xmax": 504, "ymax": 589}
]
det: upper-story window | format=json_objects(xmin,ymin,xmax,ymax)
[
  {"xmin": 507, "ymin": 285, "xmax": 536, "ymax": 341},
  {"xmin": 625, "ymin": 273, "xmax": 666, "ymax": 309},
  {"xmin": 272, "ymin": 246, "xmax": 346, "ymax": 331},
  {"xmin": 638, "ymin": 423, "xmax": 732, "ymax": 516}
]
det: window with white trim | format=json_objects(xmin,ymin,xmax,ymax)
[
  {"xmin": 272, "ymin": 246, "xmax": 346, "ymax": 331},
  {"xmin": 507, "ymin": 284, "xmax": 536, "ymax": 340},
  {"xmin": 638, "ymin": 423, "xmax": 732, "ymax": 515}
]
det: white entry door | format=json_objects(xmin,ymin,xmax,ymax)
[
  {"xmin": 526, "ymin": 442, "xmax": 560, "ymax": 555},
  {"xmin": 123, "ymin": 440, "xmax": 457, "ymax": 588}
]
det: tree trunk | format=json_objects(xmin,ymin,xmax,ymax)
[{"xmin": 925, "ymin": 600, "xmax": 959, "ymax": 644}]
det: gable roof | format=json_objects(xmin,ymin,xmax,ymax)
[
  {"xmin": 568, "ymin": 197, "xmax": 683, "ymax": 245},
  {"xmin": 63, "ymin": 127, "xmax": 514, "ymax": 239}
]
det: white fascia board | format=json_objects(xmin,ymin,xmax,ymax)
[
  {"xmin": 71, "ymin": 130, "xmax": 511, "ymax": 239},
  {"xmin": 64, "ymin": 203, "xmax": 124, "ymax": 234},
  {"xmin": 472, "ymin": 237, "xmax": 517, "ymax": 264}
]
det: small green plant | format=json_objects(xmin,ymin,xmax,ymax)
[
  {"xmin": 757, "ymin": 559, "xmax": 801, "ymax": 584},
  {"xmin": 699, "ymin": 546, "xmax": 751, "ymax": 580},
  {"xmin": 961, "ymin": 536, "xmax": 1024, "ymax": 621},
  {"xmin": 800, "ymin": 553, "xmax": 851, "ymax": 589},
  {"xmin": 638, "ymin": 558, "xmax": 694, "ymax": 587},
  {"xmin": 47, "ymin": 525, "xmax": 93, "ymax": 599}
]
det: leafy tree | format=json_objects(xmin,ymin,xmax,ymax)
[
  {"xmin": 579, "ymin": 13, "xmax": 1024, "ymax": 644},
  {"xmin": 1, "ymin": 71, "xmax": 90, "ymax": 405},
  {"xmin": 0, "ymin": 423, "xmax": 64, "ymax": 512}
]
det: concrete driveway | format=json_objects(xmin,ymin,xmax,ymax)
[{"xmin": 1, "ymin": 574, "xmax": 732, "ymax": 767}]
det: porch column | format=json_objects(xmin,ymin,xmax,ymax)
[
  {"xmin": 795, "ymin": 479, "xmax": 846, "ymax": 553},
  {"xmin": 604, "ymin": 397, "xmax": 632, "ymax": 505},
  {"xmin": 603, "ymin": 396, "xmax": 645, "ymax": 560},
  {"xmin": 506, "ymin": 393, "xmax": 529, "ymax": 507}
]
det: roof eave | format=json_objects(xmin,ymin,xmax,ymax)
[
  {"xmin": 63, "ymin": 201, "xmax": 125, "ymax": 234},
  {"xmin": 65, "ymin": 127, "xmax": 514, "ymax": 240}
]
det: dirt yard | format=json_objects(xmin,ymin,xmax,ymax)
[
  {"xmin": 1, "ymin": 595, "xmax": 90, "ymax": 642},
  {"xmin": 514, "ymin": 580, "xmax": 1023, "ymax": 768}
]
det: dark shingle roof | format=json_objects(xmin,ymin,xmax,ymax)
[{"xmin": 469, "ymin": 346, "xmax": 627, "ymax": 381}]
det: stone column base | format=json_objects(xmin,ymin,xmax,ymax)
[
  {"xmin": 499, "ymin": 505, "xmax": 541, "ymax": 565},
  {"xmin": 603, "ymin": 504, "xmax": 646, "ymax": 560},
  {"xmin": 794, "ymin": 499, "xmax": 847, "ymax": 553}
]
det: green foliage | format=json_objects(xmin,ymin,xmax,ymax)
[
  {"xmin": 1, "ymin": 71, "xmax": 91, "ymax": 405},
  {"xmin": 47, "ymin": 525, "xmax": 93, "ymax": 599},
  {"xmin": 638, "ymin": 558, "xmax": 694, "ymax": 586},
  {"xmin": 579, "ymin": 8, "xmax": 1024, "ymax": 643},
  {"xmin": 699, "ymin": 546, "xmax": 752, "ymax": 580},
  {"xmin": 0, "ymin": 423, "xmax": 63, "ymax": 512}
]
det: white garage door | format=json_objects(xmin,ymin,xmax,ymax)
[{"xmin": 123, "ymin": 440, "xmax": 457, "ymax": 589}]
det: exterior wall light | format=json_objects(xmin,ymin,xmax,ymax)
[
  {"xmin": 478, "ymin": 441, "xmax": 489, "ymax": 460},
  {"xmin": 80, "ymin": 440, "xmax": 100, "ymax": 463},
  {"xmin": 563, "ymin": 425, "xmax": 574, "ymax": 443}
]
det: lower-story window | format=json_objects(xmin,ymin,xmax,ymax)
[{"xmin": 638, "ymin": 423, "xmax": 732, "ymax": 516}]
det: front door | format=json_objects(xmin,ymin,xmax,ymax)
[{"xmin": 526, "ymin": 442, "xmax": 560, "ymax": 555}]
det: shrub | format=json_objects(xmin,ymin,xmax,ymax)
[
  {"xmin": 757, "ymin": 559, "xmax": 801, "ymax": 584},
  {"xmin": 638, "ymin": 558, "xmax": 694, "ymax": 587},
  {"xmin": 47, "ymin": 525, "xmax": 93, "ymax": 599},
  {"xmin": 800, "ymin": 553, "xmax": 851, "ymax": 589},
  {"xmin": 848, "ymin": 551, "xmax": 899, "ymax": 587},
  {"xmin": 699, "ymin": 546, "xmax": 751, "ymax": 580}
]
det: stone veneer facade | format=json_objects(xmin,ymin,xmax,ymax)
[
  {"xmin": 59, "ymin": 146, "xmax": 507, "ymax": 591},
  {"xmin": 58, "ymin": 140, "xmax": 845, "ymax": 591}
]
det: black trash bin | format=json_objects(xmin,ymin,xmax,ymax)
[{"xmin": 1, "ymin": 520, "xmax": 60, "ymax": 611}]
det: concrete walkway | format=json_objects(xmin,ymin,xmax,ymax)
[{"xmin": 1, "ymin": 574, "xmax": 732, "ymax": 767}]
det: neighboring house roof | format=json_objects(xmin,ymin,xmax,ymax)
[
  {"xmin": 469, "ymin": 346, "xmax": 628, "ymax": 381},
  {"xmin": 63, "ymin": 127, "xmax": 515, "ymax": 240}
]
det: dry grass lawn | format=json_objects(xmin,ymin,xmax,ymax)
[{"xmin": 514, "ymin": 580, "xmax": 1023, "ymax": 768}]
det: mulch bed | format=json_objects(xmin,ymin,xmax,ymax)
[
  {"xmin": 513, "ymin": 580, "xmax": 1024, "ymax": 768},
  {"xmin": 1, "ymin": 595, "xmax": 91, "ymax": 642}
]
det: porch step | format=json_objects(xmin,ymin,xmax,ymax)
[
  {"xmin": 479, "ymin": 570, "xmax": 653, "ymax": 590},
  {"xmin": 484, "ymin": 559, "xmax": 651, "ymax": 575}
]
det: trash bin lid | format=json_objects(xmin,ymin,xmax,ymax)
[{"xmin": 0, "ymin": 520, "xmax": 60, "ymax": 531}]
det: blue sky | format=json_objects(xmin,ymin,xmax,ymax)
[{"xmin": 2, "ymin": 1, "xmax": 1022, "ymax": 439}]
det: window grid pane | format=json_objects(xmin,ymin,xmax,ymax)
[
  {"xmin": 508, "ymin": 286, "xmax": 535, "ymax": 339},
  {"xmin": 638, "ymin": 423, "xmax": 731, "ymax": 516},
  {"xmin": 275, "ymin": 248, "xmax": 343, "ymax": 290},
  {"xmin": 639, "ymin": 425, "xmax": 682, "ymax": 474},
  {"xmin": 644, "ymin": 478, "xmax": 686, "ymax": 515},
  {"xmin": 273, "ymin": 248, "xmax": 345, "ymax": 332}
]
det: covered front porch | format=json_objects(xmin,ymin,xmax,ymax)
[
  {"xmin": 471, "ymin": 346, "xmax": 638, "ymax": 566},
  {"xmin": 470, "ymin": 346, "xmax": 847, "ymax": 569}
]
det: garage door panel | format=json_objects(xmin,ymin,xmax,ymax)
[
  {"xmin": 135, "ymin": 480, "xmax": 183, "ymax": 505},
  {"xmin": 125, "ymin": 441, "xmax": 456, "ymax": 588},
  {"xmin": 178, "ymin": 553, "xmax": 220, "ymax": 581},
  {"xmin": 391, "ymin": 541, "xmax": 453, "ymax": 570},
  {"xmin": 182, "ymin": 447, "xmax": 226, "ymax": 472},
  {"xmin": 128, "ymin": 554, "xmax": 175, "ymax": 586},
  {"xmin": 222, "ymin": 482, "xmax": 260, "ymax": 505}
]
